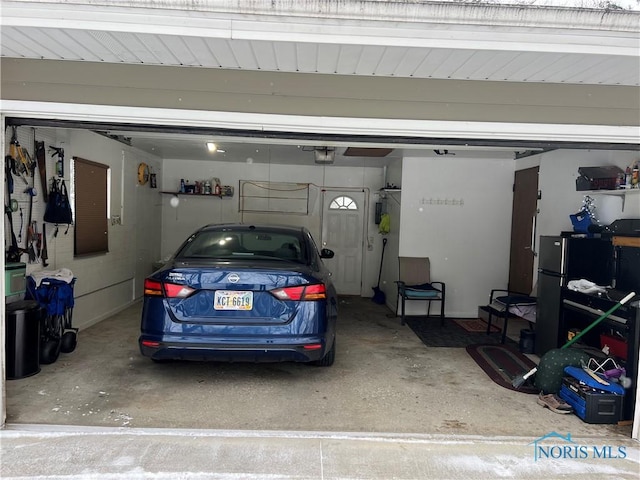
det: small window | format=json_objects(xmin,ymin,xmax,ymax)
[{"xmin": 329, "ymin": 195, "xmax": 358, "ymax": 210}]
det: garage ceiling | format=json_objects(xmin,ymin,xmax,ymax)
[
  {"xmin": 2, "ymin": 1, "xmax": 638, "ymax": 86},
  {"xmin": 1, "ymin": 1, "xmax": 639, "ymax": 160}
]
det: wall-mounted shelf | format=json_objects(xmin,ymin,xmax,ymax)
[
  {"xmin": 160, "ymin": 191, "xmax": 232, "ymax": 198},
  {"xmin": 582, "ymin": 188, "xmax": 639, "ymax": 212},
  {"xmin": 583, "ymin": 189, "xmax": 640, "ymax": 196}
]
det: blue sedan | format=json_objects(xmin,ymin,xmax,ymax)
[{"xmin": 139, "ymin": 224, "xmax": 338, "ymax": 366}]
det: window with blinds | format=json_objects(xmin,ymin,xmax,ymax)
[{"xmin": 73, "ymin": 157, "xmax": 109, "ymax": 256}]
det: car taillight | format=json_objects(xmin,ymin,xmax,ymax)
[
  {"xmin": 271, "ymin": 284, "xmax": 327, "ymax": 301},
  {"xmin": 143, "ymin": 279, "xmax": 195, "ymax": 298},
  {"xmin": 144, "ymin": 279, "xmax": 163, "ymax": 296}
]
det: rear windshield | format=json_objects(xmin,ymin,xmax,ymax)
[{"xmin": 176, "ymin": 229, "xmax": 306, "ymax": 263}]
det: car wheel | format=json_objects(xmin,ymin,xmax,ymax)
[
  {"xmin": 312, "ymin": 339, "xmax": 335, "ymax": 367},
  {"xmin": 60, "ymin": 331, "xmax": 77, "ymax": 353},
  {"xmin": 40, "ymin": 338, "xmax": 61, "ymax": 365}
]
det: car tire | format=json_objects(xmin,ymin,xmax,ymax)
[
  {"xmin": 312, "ymin": 339, "xmax": 335, "ymax": 367},
  {"xmin": 40, "ymin": 338, "xmax": 61, "ymax": 365},
  {"xmin": 60, "ymin": 331, "xmax": 77, "ymax": 353}
]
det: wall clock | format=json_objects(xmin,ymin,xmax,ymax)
[{"xmin": 137, "ymin": 162, "xmax": 150, "ymax": 185}]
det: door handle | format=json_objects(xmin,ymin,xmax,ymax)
[{"xmin": 530, "ymin": 213, "xmax": 538, "ymax": 257}]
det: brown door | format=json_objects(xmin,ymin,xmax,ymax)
[{"xmin": 508, "ymin": 167, "xmax": 539, "ymax": 294}]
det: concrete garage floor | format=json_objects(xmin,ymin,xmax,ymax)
[{"xmin": 3, "ymin": 296, "xmax": 639, "ymax": 479}]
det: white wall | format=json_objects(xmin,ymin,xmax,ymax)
[
  {"xmin": 4, "ymin": 128, "xmax": 163, "ymax": 330},
  {"xmin": 160, "ymin": 158, "xmax": 385, "ymax": 296},
  {"xmin": 395, "ymin": 153, "xmax": 516, "ymax": 317}
]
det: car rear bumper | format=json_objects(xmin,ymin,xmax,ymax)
[{"xmin": 138, "ymin": 336, "xmax": 328, "ymax": 363}]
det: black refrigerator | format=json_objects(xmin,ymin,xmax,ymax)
[{"xmin": 536, "ymin": 235, "xmax": 614, "ymax": 356}]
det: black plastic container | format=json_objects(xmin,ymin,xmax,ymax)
[
  {"xmin": 519, "ymin": 329, "xmax": 536, "ymax": 354},
  {"xmin": 559, "ymin": 376, "xmax": 623, "ymax": 424},
  {"xmin": 5, "ymin": 300, "xmax": 42, "ymax": 379}
]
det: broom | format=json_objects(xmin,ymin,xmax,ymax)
[{"xmin": 511, "ymin": 291, "xmax": 636, "ymax": 389}]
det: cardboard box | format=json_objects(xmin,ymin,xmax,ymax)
[{"xmin": 576, "ymin": 165, "xmax": 623, "ymax": 191}]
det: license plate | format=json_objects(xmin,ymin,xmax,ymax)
[{"xmin": 214, "ymin": 290, "xmax": 253, "ymax": 311}]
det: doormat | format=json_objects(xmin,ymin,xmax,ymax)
[
  {"xmin": 405, "ymin": 318, "xmax": 515, "ymax": 348},
  {"xmin": 466, "ymin": 343, "xmax": 539, "ymax": 394},
  {"xmin": 452, "ymin": 318, "xmax": 500, "ymax": 333}
]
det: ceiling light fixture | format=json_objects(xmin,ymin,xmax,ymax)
[{"xmin": 206, "ymin": 142, "xmax": 226, "ymax": 154}]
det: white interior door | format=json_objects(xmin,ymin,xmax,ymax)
[{"xmin": 321, "ymin": 191, "xmax": 365, "ymax": 295}]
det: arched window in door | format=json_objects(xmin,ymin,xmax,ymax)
[{"xmin": 329, "ymin": 195, "xmax": 358, "ymax": 210}]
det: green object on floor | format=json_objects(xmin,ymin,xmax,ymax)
[{"xmin": 534, "ymin": 348, "xmax": 590, "ymax": 394}]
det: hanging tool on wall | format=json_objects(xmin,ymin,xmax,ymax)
[
  {"xmin": 25, "ymin": 183, "xmax": 37, "ymax": 262},
  {"xmin": 17, "ymin": 207, "xmax": 24, "ymax": 243},
  {"xmin": 8, "ymin": 127, "xmax": 28, "ymax": 185},
  {"xmin": 35, "ymin": 141, "xmax": 48, "ymax": 202},
  {"xmin": 41, "ymin": 223, "xmax": 49, "ymax": 267},
  {"xmin": 49, "ymin": 146, "xmax": 64, "ymax": 178},
  {"xmin": 4, "ymin": 153, "xmax": 23, "ymax": 263}
]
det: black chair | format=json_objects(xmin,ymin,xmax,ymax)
[
  {"xmin": 395, "ymin": 256, "xmax": 446, "ymax": 326},
  {"xmin": 483, "ymin": 289, "xmax": 537, "ymax": 344}
]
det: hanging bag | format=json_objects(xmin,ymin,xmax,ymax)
[{"xmin": 44, "ymin": 179, "xmax": 73, "ymax": 234}]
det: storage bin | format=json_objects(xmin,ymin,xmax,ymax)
[
  {"xmin": 600, "ymin": 333, "xmax": 627, "ymax": 360},
  {"xmin": 559, "ymin": 376, "xmax": 623, "ymax": 424}
]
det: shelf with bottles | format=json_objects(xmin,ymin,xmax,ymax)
[
  {"xmin": 160, "ymin": 185, "xmax": 233, "ymax": 198},
  {"xmin": 160, "ymin": 190, "xmax": 233, "ymax": 198},
  {"xmin": 165, "ymin": 178, "xmax": 234, "ymax": 198}
]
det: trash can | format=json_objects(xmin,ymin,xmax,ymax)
[
  {"xmin": 519, "ymin": 329, "xmax": 536, "ymax": 354},
  {"xmin": 5, "ymin": 300, "xmax": 42, "ymax": 379}
]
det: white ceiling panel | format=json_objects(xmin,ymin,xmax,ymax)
[
  {"xmin": 411, "ymin": 49, "xmax": 450, "ymax": 78},
  {"xmin": 506, "ymin": 53, "xmax": 568, "ymax": 82},
  {"xmin": 338, "ymin": 45, "xmax": 366, "ymax": 75},
  {"xmin": 392, "ymin": 48, "xmax": 431, "ymax": 77},
  {"xmin": 0, "ymin": 2, "xmax": 638, "ymax": 88},
  {"xmin": 227, "ymin": 39, "xmax": 257, "ymax": 70},
  {"xmin": 83, "ymin": 30, "xmax": 130, "ymax": 63},
  {"xmin": 273, "ymin": 41, "xmax": 297, "ymax": 72},
  {"xmin": 206, "ymin": 38, "xmax": 238, "ymax": 68},
  {"xmin": 68, "ymin": 30, "xmax": 118, "ymax": 63},
  {"xmin": 295, "ymin": 43, "xmax": 318, "ymax": 73},
  {"xmin": 250, "ymin": 40, "xmax": 277, "ymax": 71},
  {"xmin": 35, "ymin": 29, "xmax": 85, "ymax": 61},
  {"xmin": 461, "ymin": 51, "xmax": 520, "ymax": 81},
  {"xmin": 376, "ymin": 46, "xmax": 408, "ymax": 77},
  {"xmin": 492, "ymin": 52, "xmax": 556, "ymax": 82},
  {"xmin": 430, "ymin": 50, "xmax": 476, "ymax": 79},
  {"xmin": 1, "ymin": 23, "xmax": 638, "ymax": 85},
  {"xmin": 581, "ymin": 57, "xmax": 640, "ymax": 85},
  {"xmin": 316, "ymin": 44, "xmax": 341, "ymax": 74}
]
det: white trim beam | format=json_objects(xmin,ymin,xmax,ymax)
[{"xmin": 2, "ymin": 100, "xmax": 639, "ymax": 146}]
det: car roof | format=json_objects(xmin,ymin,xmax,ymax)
[{"xmin": 199, "ymin": 224, "xmax": 308, "ymax": 235}]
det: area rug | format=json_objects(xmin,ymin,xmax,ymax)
[
  {"xmin": 452, "ymin": 318, "xmax": 500, "ymax": 333},
  {"xmin": 466, "ymin": 343, "xmax": 539, "ymax": 394},
  {"xmin": 405, "ymin": 317, "xmax": 515, "ymax": 348}
]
